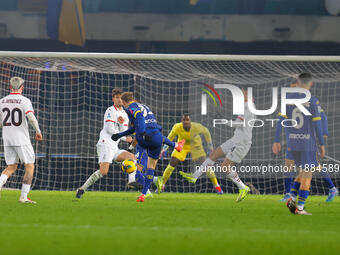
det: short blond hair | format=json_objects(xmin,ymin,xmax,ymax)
[
  {"xmin": 121, "ymin": 92, "xmax": 134, "ymax": 103},
  {"xmin": 10, "ymin": 76, "xmax": 24, "ymax": 90}
]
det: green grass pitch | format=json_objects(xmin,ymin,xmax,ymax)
[{"xmin": 1, "ymin": 190, "xmax": 340, "ymax": 255}]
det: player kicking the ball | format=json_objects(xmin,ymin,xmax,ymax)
[
  {"xmin": 0, "ymin": 77, "xmax": 43, "ymax": 203},
  {"xmin": 180, "ymin": 88, "xmax": 253, "ymax": 202},
  {"xmin": 111, "ymin": 92, "xmax": 185, "ymax": 202},
  {"xmin": 76, "ymin": 88, "xmax": 136, "ymax": 198},
  {"xmin": 273, "ymin": 73, "xmax": 325, "ymax": 215}
]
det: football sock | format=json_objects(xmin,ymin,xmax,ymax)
[
  {"xmin": 297, "ymin": 189, "xmax": 309, "ymax": 210},
  {"xmin": 81, "ymin": 170, "xmax": 103, "ymax": 191},
  {"xmin": 162, "ymin": 165, "xmax": 175, "ymax": 185},
  {"xmin": 290, "ymin": 181, "xmax": 300, "ymax": 202},
  {"xmin": 284, "ymin": 172, "xmax": 294, "ymax": 194},
  {"xmin": 135, "ymin": 170, "xmax": 145, "ymax": 186},
  {"xmin": 227, "ymin": 171, "xmax": 246, "ymax": 190},
  {"xmin": 163, "ymin": 137, "xmax": 175, "ymax": 148},
  {"xmin": 0, "ymin": 173, "xmax": 9, "ymax": 189},
  {"xmin": 128, "ymin": 170, "xmax": 136, "ymax": 183},
  {"xmin": 321, "ymin": 168, "xmax": 335, "ymax": 189},
  {"xmin": 210, "ymin": 177, "xmax": 219, "ymax": 187},
  {"xmin": 193, "ymin": 158, "xmax": 215, "ymax": 179},
  {"xmin": 142, "ymin": 169, "xmax": 154, "ymax": 195},
  {"xmin": 206, "ymin": 169, "xmax": 219, "ymax": 187},
  {"xmin": 20, "ymin": 184, "xmax": 31, "ymax": 200}
]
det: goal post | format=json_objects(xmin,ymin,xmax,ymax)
[{"xmin": 0, "ymin": 51, "xmax": 339, "ymax": 194}]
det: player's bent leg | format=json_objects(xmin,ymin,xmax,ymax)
[
  {"xmin": 196, "ymin": 155, "xmax": 223, "ymax": 195},
  {"xmin": 280, "ymin": 159, "xmax": 295, "ymax": 202},
  {"xmin": 209, "ymin": 146, "xmax": 225, "ymax": 161},
  {"xmin": 0, "ymin": 164, "xmax": 18, "ymax": 191},
  {"xmin": 320, "ymin": 167, "xmax": 339, "ymax": 202},
  {"xmin": 182, "ymin": 147, "xmax": 225, "ymax": 183},
  {"xmin": 19, "ymin": 163, "xmax": 36, "ymax": 204},
  {"xmin": 137, "ymin": 157, "xmax": 158, "ymax": 202},
  {"xmin": 161, "ymin": 157, "xmax": 180, "ymax": 192},
  {"xmin": 99, "ymin": 162, "xmax": 110, "ymax": 176},
  {"xmin": 161, "ymin": 147, "xmax": 187, "ymax": 191},
  {"xmin": 295, "ymin": 170, "xmax": 312, "ymax": 214},
  {"xmin": 76, "ymin": 163, "xmax": 108, "ymax": 199},
  {"xmin": 115, "ymin": 151, "xmax": 136, "ymax": 162},
  {"xmin": 206, "ymin": 169, "xmax": 223, "ymax": 195},
  {"xmin": 221, "ymin": 158, "xmax": 249, "ymax": 202},
  {"xmin": 116, "ymin": 151, "xmax": 142, "ymax": 189}
]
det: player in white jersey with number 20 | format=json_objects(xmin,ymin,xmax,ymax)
[{"xmin": 0, "ymin": 77, "xmax": 42, "ymax": 203}]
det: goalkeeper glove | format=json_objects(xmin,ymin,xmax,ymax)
[
  {"xmin": 160, "ymin": 144, "xmax": 169, "ymax": 159},
  {"xmin": 111, "ymin": 133, "xmax": 122, "ymax": 141},
  {"xmin": 207, "ymin": 142, "xmax": 214, "ymax": 155},
  {"xmin": 128, "ymin": 143, "xmax": 134, "ymax": 152}
]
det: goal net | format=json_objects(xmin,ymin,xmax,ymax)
[{"xmin": 0, "ymin": 52, "xmax": 339, "ymax": 195}]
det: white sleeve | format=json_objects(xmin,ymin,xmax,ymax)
[
  {"xmin": 27, "ymin": 112, "xmax": 41, "ymax": 133},
  {"xmin": 104, "ymin": 121, "xmax": 119, "ymax": 136},
  {"xmin": 23, "ymin": 98, "xmax": 34, "ymax": 115}
]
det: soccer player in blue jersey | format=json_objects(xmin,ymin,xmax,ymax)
[
  {"xmin": 111, "ymin": 92, "xmax": 185, "ymax": 202},
  {"xmin": 274, "ymin": 81, "xmax": 338, "ymax": 203},
  {"xmin": 272, "ymin": 73, "xmax": 325, "ymax": 215},
  {"xmin": 127, "ymin": 139, "xmax": 171, "ymax": 195}
]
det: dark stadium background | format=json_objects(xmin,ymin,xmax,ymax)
[{"xmin": 0, "ymin": 0, "xmax": 339, "ymax": 194}]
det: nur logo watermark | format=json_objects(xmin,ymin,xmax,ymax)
[{"xmin": 201, "ymin": 84, "xmax": 311, "ymax": 116}]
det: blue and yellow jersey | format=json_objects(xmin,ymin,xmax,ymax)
[
  {"xmin": 318, "ymin": 104, "xmax": 329, "ymax": 137},
  {"xmin": 124, "ymin": 102, "xmax": 161, "ymax": 135},
  {"xmin": 276, "ymin": 100, "xmax": 329, "ymax": 142},
  {"xmin": 285, "ymin": 93, "xmax": 324, "ymax": 151},
  {"xmin": 168, "ymin": 122, "xmax": 211, "ymax": 149}
]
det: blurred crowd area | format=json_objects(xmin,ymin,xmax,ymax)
[{"xmin": 1, "ymin": 0, "xmax": 340, "ymax": 16}]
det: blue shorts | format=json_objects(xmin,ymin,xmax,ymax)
[
  {"xmin": 136, "ymin": 144, "xmax": 148, "ymax": 171},
  {"xmin": 290, "ymin": 151, "xmax": 318, "ymax": 169},
  {"xmin": 136, "ymin": 128, "xmax": 163, "ymax": 160},
  {"xmin": 285, "ymin": 148, "xmax": 294, "ymax": 160}
]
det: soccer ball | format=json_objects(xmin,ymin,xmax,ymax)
[{"xmin": 121, "ymin": 159, "xmax": 137, "ymax": 174}]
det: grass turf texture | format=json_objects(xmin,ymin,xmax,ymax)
[{"xmin": 0, "ymin": 190, "xmax": 339, "ymax": 255}]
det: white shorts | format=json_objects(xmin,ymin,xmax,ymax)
[
  {"xmin": 4, "ymin": 145, "xmax": 35, "ymax": 165},
  {"xmin": 220, "ymin": 139, "xmax": 251, "ymax": 163},
  {"xmin": 96, "ymin": 143, "xmax": 126, "ymax": 163}
]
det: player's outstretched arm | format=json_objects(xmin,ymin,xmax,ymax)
[{"xmin": 111, "ymin": 126, "xmax": 136, "ymax": 141}]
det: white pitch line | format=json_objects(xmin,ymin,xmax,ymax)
[{"xmin": 0, "ymin": 223, "xmax": 337, "ymax": 234}]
